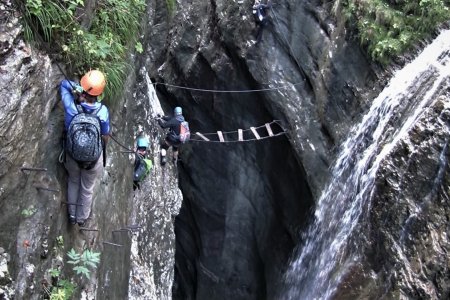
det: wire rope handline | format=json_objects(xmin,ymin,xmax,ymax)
[
  {"xmin": 149, "ymin": 8, "xmax": 306, "ymax": 95},
  {"xmin": 109, "ymin": 133, "xmax": 134, "ymax": 152},
  {"xmin": 151, "ymin": 81, "xmax": 304, "ymax": 93},
  {"xmin": 109, "ymin": 133, "xmax": 150, "ymax": 161}
]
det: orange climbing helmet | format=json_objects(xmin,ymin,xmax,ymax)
[{"xmin": 80, "ymin": 70, "xmax": 106, "ymax": 96}]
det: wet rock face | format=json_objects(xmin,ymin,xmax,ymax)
[
  {"xmin": 366, "ymin": 96, "xmax": 450, "ymax": 299},
  {"xmin": 329, "ymin": 90, "xmax": 450, "ymax": 299},
  {"xmin": 142, "ymin": 0, "xmax": 380, "ymax": 299},
  {"xmin": 0, "ymin": 248, "xmax": 14, "ymax": 299}
]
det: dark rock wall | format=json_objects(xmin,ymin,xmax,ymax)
[{"xmin": 141, "ymin": 0, "xmax": 381, "ymax": 299}]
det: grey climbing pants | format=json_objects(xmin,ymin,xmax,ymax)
[{"xmin": 64, "ymin": 154, "xmax": 103, "ymax": 222}]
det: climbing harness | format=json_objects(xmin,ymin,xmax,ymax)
[{"xmin": 190, "ymin": 120, "xmax": 287, "ymax": 143}]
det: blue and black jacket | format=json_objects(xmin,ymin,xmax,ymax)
[
  {"xmin": 60, "ymin": 80, "xmax": 110, "ymax": 135},
  {"xmin": 158, "ymin": 114, "xmax": 185, "ymax": 144}
]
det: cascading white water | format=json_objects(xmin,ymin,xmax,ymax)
[{"xmin": 283, "ymin": 30, "xmax": 450, "ymax": 300}]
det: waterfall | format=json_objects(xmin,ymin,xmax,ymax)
[{"xmin": 282, "ymin": 30, "xmax": 450, "ymax": 300}]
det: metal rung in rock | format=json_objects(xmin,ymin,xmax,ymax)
[
  {"xmin": 103, "ymin": 241, "xmax": 123, "ymax": 247},
  {"xmin": 196, "ymin": 132, "xmax": 210, "ymax": 141},
  {"xmin": 250, "ymin": 127, "xmax": 261, "ymax": 140},
  {"xmin": 217, "ymin": 131, "xmax": 225, "ymax": 142},
  {"xmin": 20, "ymin": 167, "xmax": 47, "ymax": 172},
  {"xmin": 35, "ymin": 185, "xmax": 60, "ymax": 192},
  {"xmin": 61, "ymin": 201, "xmax": 83, "ymax": 206},
  {"xmin": 265, "ymin": 123, "xmax": 274, "ymax": 136},
  {"xmin": 238, "ymin": 129, "xmax": 243, "ymax": 141},
  {"xmin": 79, "ymin": 227, "xmax": 99, "ymax": 232}
]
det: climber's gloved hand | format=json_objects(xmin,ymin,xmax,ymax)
[{"xmin": 72, "ymin": 84, "xmax": 83, "ymax": 96}]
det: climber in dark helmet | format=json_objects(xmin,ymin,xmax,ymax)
[
  {"xmin": 252, "ymin": 0, "xmax": 272, "ymax": 44},
  {"xmin": 59, "ymin": 70, "xmax": 110, "ymax": 226},
  {"xmin": 157, "ymin": 106, "xmax": 190, "ymax": 166}
]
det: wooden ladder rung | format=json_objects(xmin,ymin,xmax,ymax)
[
  {"xmin": 217, "ymin": 131, "xmax": 225, "ymax": 142},
  {"xmin": 250, "ymin": 127, "xmax": 261, "ymax": 140},
  {"xmin": 238, "ymin": 129, "xmax": 243, "ymax": 141},
  {"xmin": 196, "ymin": 132, "xmax": 210, "ymax": 141},
  {"xmin": 265, "ymin": 123, "xmax": 274, "ymax": 136}
]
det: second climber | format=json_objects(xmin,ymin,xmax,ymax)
[
  {"xmin": 157, "ymin": 106, "xmax": 190, "ymax": 165},
  {"xmin": 133, "ymin": 134, "xmax": 153, "ymax": 190}
]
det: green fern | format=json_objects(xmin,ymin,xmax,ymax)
[
  {"xmin": 67, "ymin": 248, "xmax": 101, "ymax": 280},
  {"xmin": 49, "ymin": 279, "xmax": 76, "ymax": 300}
]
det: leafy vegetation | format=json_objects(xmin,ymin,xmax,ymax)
[
  {"xmin": 21, "ymin": 205, "xmax": 37, "ymax": 217},
  {"xmin": 49, "ymin": 279, "xmax": 76, "ymax": 300},
  {"xmin": 43, "ymin": 241, "xmax": 100, "ymax": 298},
  {"xmin": 67, "ymin": 248, "xmax": 101, "ymax": 279},
  {"xmin": 342, "ymin": 0, "xmax": 450, "ymax": 64},
  {"xmin": 21, "ymin": 0, "xmax": 146, "ymax": 101},
  {"xmin": 166, "ymin": 0, "xmax": 176, "ymax": 15},
  {"xmin": 49, "ymin": 268, "xmax": 61, "ymax": 278},
  {"xmin": 43, "ymin": 267, "xmax": 76, "ymax": 300},
  {"xmin": 56, "ymin": 235, "xmax": 64, "ymax": 247}
]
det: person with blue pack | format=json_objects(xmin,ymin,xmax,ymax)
[
  {"xmin": 60, "ymin": 70, "xmax": 110, "ymax": 226},
  {"xmin": 156, "ymin": 106, "xmax": 190, "ymax": 166}
]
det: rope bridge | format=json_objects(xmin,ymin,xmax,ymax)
[{"xmin": 190, "ymin": 120, "xmax": 287, "ymax": 143}]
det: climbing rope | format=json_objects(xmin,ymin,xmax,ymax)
[{"xmin": 190, "ymin": 120, "xmax": 288, "ymax": 143}]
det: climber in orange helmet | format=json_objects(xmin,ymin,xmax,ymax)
[{"xmin": 60, "ymin": 69, "xmax": 110, "ymax": 226}]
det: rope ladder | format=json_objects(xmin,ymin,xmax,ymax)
[{"xmin": 190, "ymin": 120, "xmax": 287, "ymax": 143}]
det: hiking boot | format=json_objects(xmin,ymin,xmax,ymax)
[
  {"xmin": 161, "ymin": 154, "xmax": 167, "ymax": 166},
  {"xmin": 160, "ymin": 149, "xmax": 167, "ymax": 166},
  {"xmin": 69, "ymin": 215, "xmax": 76, "ymax": 225}
]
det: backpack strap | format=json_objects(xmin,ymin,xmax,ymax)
[
  {"xmin": 92, "ymin": 104, "xmax": 103, "ymax": 116},
  {"xmin": 103, "ymin": 143, "xmax": 106, "ymax": 167},
  {"xmin": 92, "ymin": 104, "xmax": 105, "ymax": 166},
  {"xmin": 75, "ymin": 104, "xmax": 84, "ymax": 114}
]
